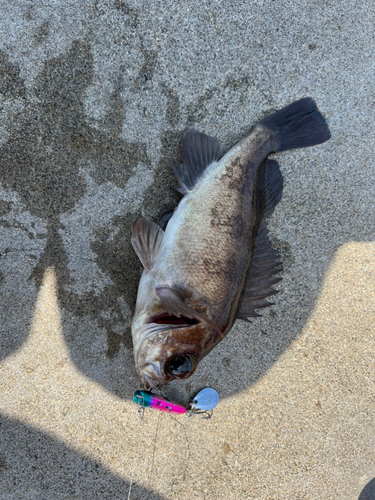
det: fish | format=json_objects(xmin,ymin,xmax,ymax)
[{"xmin": 131, "ymin": 98, "xmax": 331, "ymax": 390}]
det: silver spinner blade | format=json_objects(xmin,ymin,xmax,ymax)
[{"xmin": 190, "ymin": 388, "xmax": 219, "ymax": 411}]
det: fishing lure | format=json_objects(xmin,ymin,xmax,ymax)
[
  {"xmin": 133, "ymin": 388, "xmax": 219, "ymax": 418},
  {"xmin": 133, "ymin": 390, "xmax": 187, "ymax": 415}
]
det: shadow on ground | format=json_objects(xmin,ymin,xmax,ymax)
[
  {"xmin": 0, "ymin": 415, "xmax": 163, "ymax": 500},
  {"xmin": 358, "ymin": 479, "xmax": 375, "ymax": 500}
]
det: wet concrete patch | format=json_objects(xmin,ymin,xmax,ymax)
[
  {"xmin": 141, "ymin": 130, "xmax": 183, "ymax": 220},
  {"xmin": 90, "ymin": 212, "xmax": 143, "ymax": 351},
  {"xmin": 34, "ymin": 20, "xmax": 50, "ymax": 46},
  {"xmin": 0, "ymin": 51, "xmax": 26, "ymax": 99},
  {"xmin": 0, "ymin": 38, "xmax": 151, "ymax": 369},
  {"xmin": 0, "ymin": 41, "xmax": 148, "ymax": 218},
  {"xmin": 133, "ymin": 43, "xmax": 158, "ymax": 90},
  {"xmin": 113, "ymin": 0, "xmax": 139, "ymax": 28}
]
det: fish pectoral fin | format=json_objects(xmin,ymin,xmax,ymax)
[
  {"xmin": 131, "ymin": 216, "xmax": 164, "ymax": 271},
  {"xmin": 172, "ymin": 128, "xmax": 222, "ymax": 193},
  {"xmin": 156, "ymin": 286, "xmax": 223, "ymax": 337},
  {"xmin": 237, "ymin": 221, "xmax": 283, "ymax": 321}
]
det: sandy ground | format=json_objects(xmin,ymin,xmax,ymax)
[{"xmin": 0, "ymin": 1, "xmax": 374, "ymax": 499}]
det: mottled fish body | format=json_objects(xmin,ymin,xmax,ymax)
[{"xmin": 131, "ymin": 98, "xmax": 330, "ymax": 390}]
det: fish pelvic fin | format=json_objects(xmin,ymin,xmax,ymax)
[
  {"xmin": 260, "ymin": 97, "xmax": 331, "ymax": 152},
  {"xmin": 131, "ymin": 216, "xmax": 164, "ymax": 271},
  {"xmin": 156, "ymin": 286, "xmax": 224, "ymax": 338},
  {"xmin": 172, "ymin": 128, "xmax": 222, "ymax": 193}
]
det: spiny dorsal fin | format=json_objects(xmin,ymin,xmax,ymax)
[
  {"xmin": 131, "ymin": 216, "xmax": 164, "ymax": 271},
  {"xmin": 172, "ymin": 128, "xmax": 222, "ymax": 193},
  {"xmin": 237, "ymin": 221, "xmax": 283, "ymax": 321},
  {"xmin": 156, "ymin": 286, "xmax": 223, "ymax": 337}
]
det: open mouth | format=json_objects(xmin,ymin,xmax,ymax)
[{"xmin": 149, "ymin": 312, "xmax": 200, "ymax": 327}]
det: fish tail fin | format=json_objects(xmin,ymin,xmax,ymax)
[{"xmin": 260, "ymin": 98, "xmax": 331, "ymax": 152}]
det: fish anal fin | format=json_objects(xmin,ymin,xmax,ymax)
[
  {"xmin": 237, "ymin": 221, "xmax": 282, "ymax": 321},
  {"xmin": 173, "ymin": 128, "xmax": 222, "ymax": 192},
  {"xmin": 131, "ymin": 216, "xmax": 164, "ymax": 271}
]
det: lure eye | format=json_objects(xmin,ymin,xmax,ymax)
[{"xmin": 164, "ymin": 355, "xmax": 197, "ymax": 379}]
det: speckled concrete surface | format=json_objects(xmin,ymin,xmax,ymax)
[{"xmin": 0, "ymin": 1, "xmax": 374, "ymax": 499}]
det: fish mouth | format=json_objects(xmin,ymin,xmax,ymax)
[
  {"xmin": 148, "ymin": 312, "xmax": 200, "ymax": 327},
  {"xmin": 142, "ymin": 373, "xmax": 161, "ymax": 391},
  {"xmin": 139, "ymin": 361, "xmax": 167, "ymax": 390},
  {"xmin": 135, "ymin": 314, "xmax": 201, "ymax": 390}
]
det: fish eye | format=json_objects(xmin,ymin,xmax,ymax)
[{"xmin": 164, "ymin": 355, "xmax": 197, "ymax": 379}]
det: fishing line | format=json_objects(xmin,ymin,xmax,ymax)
[
  {"xmin": 126, "ymin": 406, "xmax": 161, "ymax": 500},
  {"xmin": 126, "ymin": 468, "xmax": 134, "ymax": 500},
  {"xmin": 127, "ymin": 387, "xmax": 219, "ymax": 498},
  {"xmin": 148, "ymin": 411, "xmax": 161, "ymax": 486}
]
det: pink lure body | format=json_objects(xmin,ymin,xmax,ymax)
[
  {"xmin": 133, "ymin": 389, "xmax": 186, "ymax": 414},
  {"xmin": 149, "ymin": 394, "xmax": 186, "ymax": 414}
]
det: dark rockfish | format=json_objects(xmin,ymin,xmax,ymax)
[{"xmin": 131, "ymin": 98, "xmax": 330, "ymax": 390}]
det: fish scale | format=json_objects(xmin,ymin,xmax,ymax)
[{"xmin": 167, "ymin": 157, "xmax": 256, "ymax": 298}]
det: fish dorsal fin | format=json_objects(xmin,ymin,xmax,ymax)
[
  {"xmin": 237, "ymin": 222, "xmax": 283, "ymax": 320},
  {"xmin": 156, "ymin": 286, "xmax": 223, "ymax": 336},
  {"xmin": 237, "ymin": 159, "xmax": 284, "ymax": 320},
  {"xmin": 172, "ymin": 128, "xmax": 222, "ymax": 193},
  {"xmin": 131, "ymin": 216, "xmax": 164, "ymax": 271}
]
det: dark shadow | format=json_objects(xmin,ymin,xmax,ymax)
[
  {"xmin": 359, "ymin": 479, "xmax": 375, "ymax": 500},
  {"xmin": 0, "ymin": 414, "xmax": 164, "ymax": 500}
]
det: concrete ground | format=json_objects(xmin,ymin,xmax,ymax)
[{"xmin": 0, "ymin": 1, "xmax": 374, "ymax": 499}]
